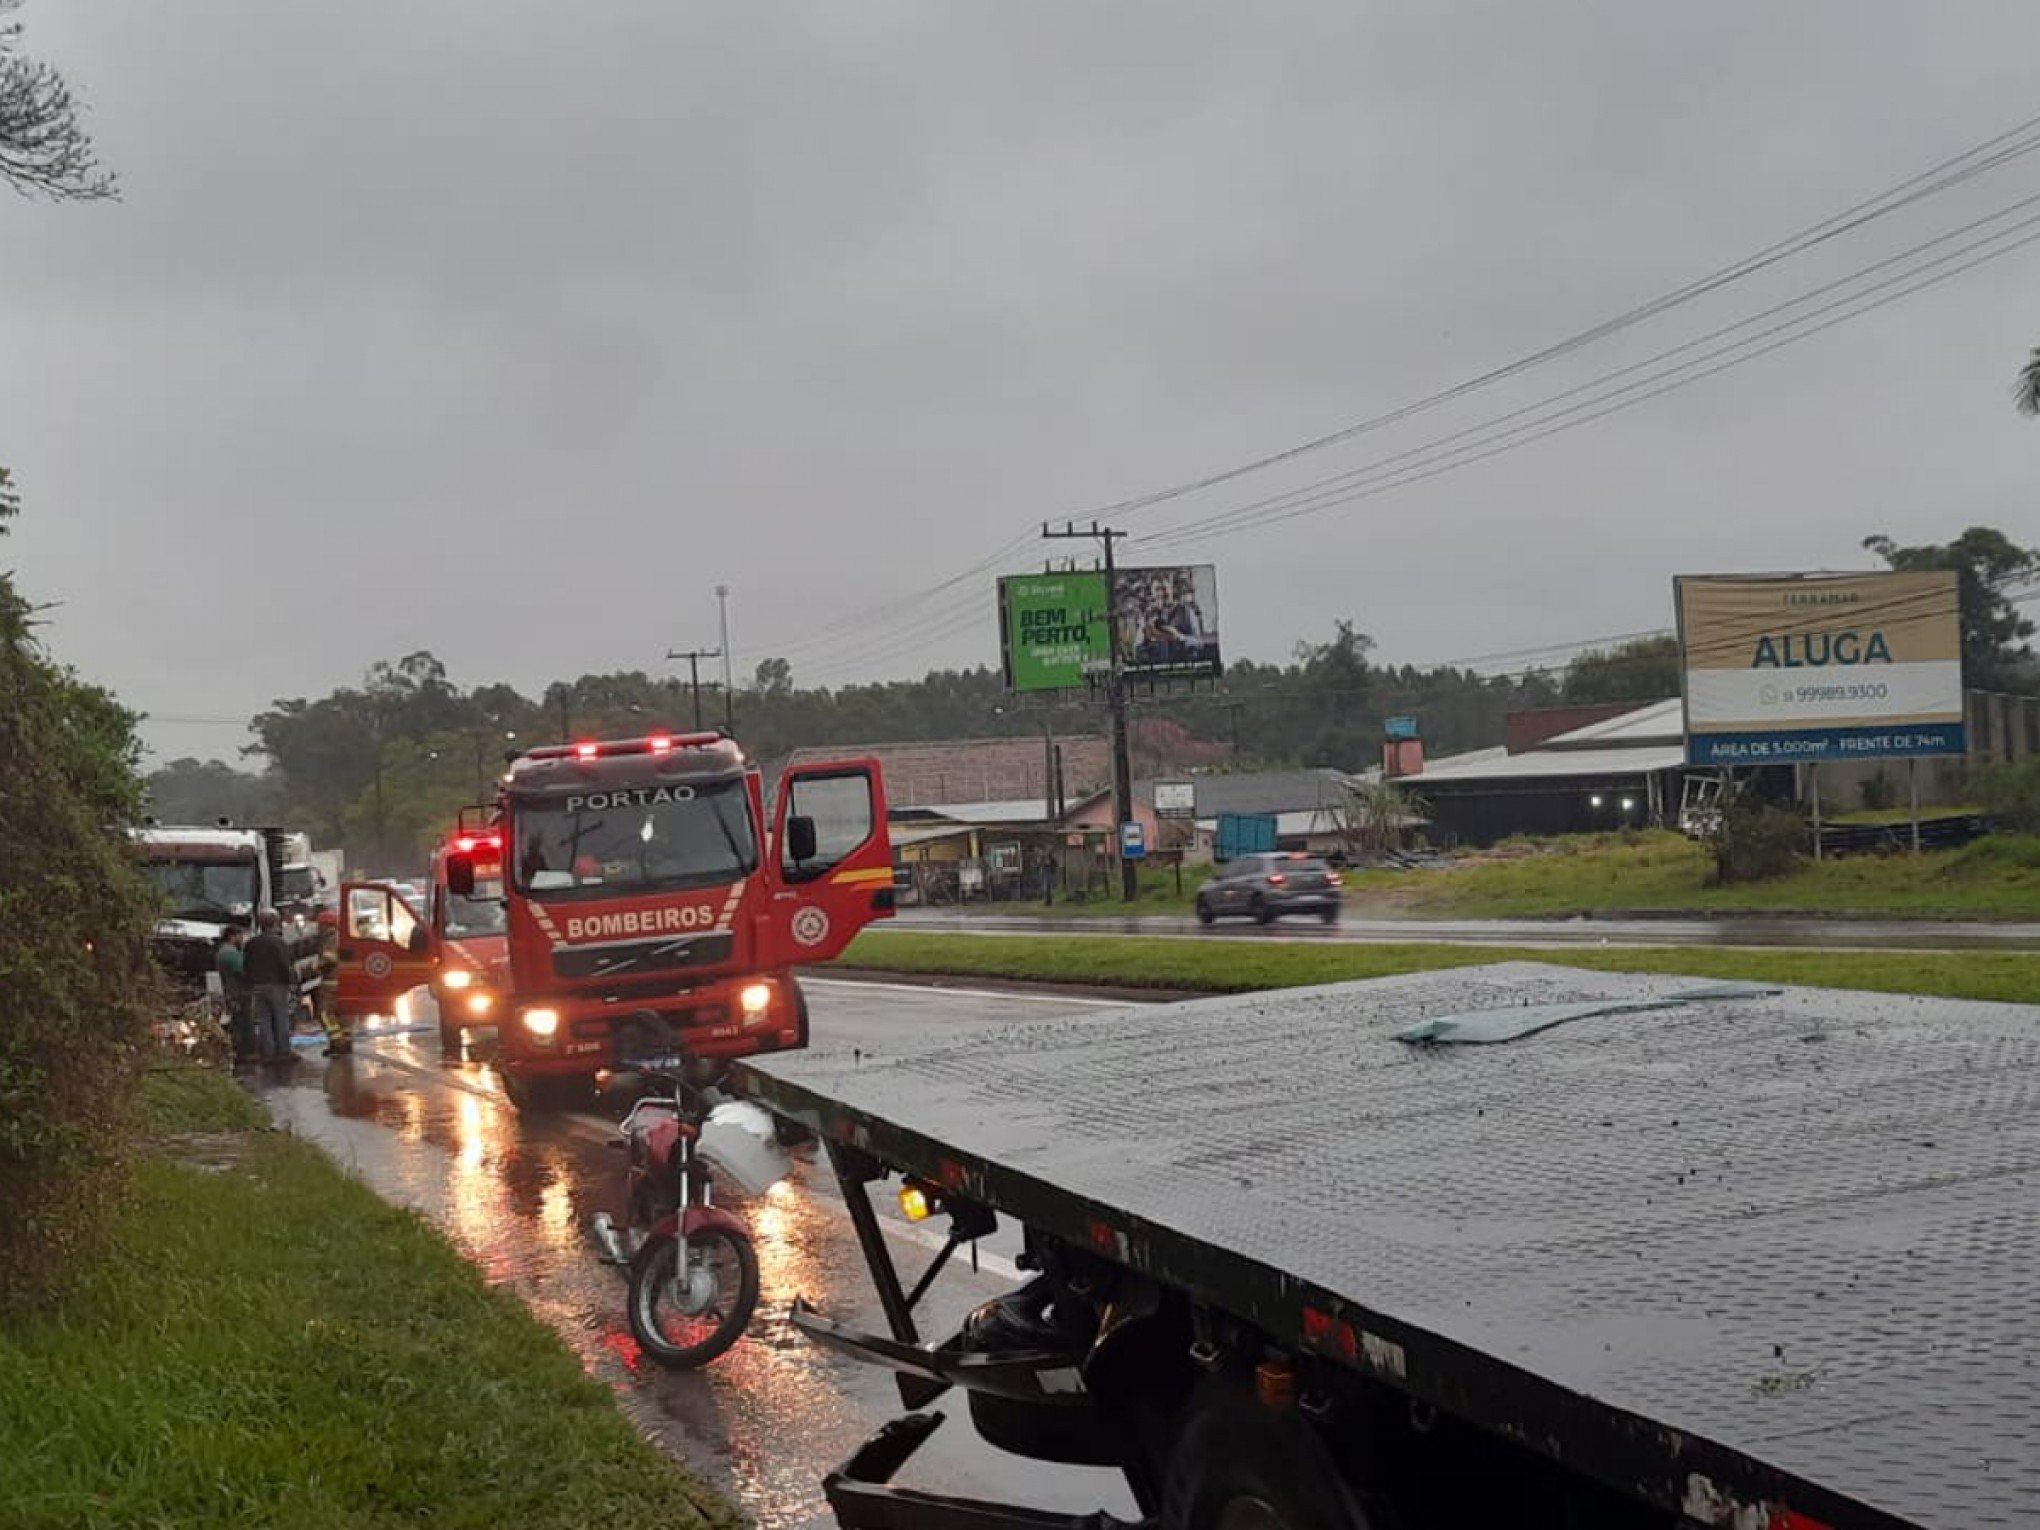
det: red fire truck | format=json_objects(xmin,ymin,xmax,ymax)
[
  {"xmin": 423, "ymin": 807, "xmax": 512, "ymax": 1053},
  {"xmin": 336, "ymin": 731, "xmax": 892, "ymax": 1108}
]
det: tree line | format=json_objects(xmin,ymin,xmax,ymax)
[{"xmin": 146, "ymin": 524, "xmax": 2036, "ymax": 873}]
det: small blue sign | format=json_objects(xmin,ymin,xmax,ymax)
[
  {"xmin": 1385, "ymin": 715, "xmax": 1420, "ymax": 740},
  {"xmin": 1120, "ymin": 821, "xmax": 1147, "ymax": 859}
]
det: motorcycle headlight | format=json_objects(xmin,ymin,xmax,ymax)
[
  {"xmin": 442, "ymin": 969, "xmax": 473, "ymax": 990},
  {"xmin": 521, "ymin": 1007, "xmax": 560, "ymax": 1038}
]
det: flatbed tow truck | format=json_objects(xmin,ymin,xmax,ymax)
[{"xmin": 736, "ymin": 961, "xmax": 2040, "ymax": 1530}]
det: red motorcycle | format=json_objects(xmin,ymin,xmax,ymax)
[{"xmin": 589, "ymin": 1054, "xmax": 791, "ymax": 1368}]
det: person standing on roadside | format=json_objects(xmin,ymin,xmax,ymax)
[
  {"xmin": 312, "ymin": 906, "xmax": 350, "ymax": 1057},
  {"xmin": 214, "ymin": 926, "xmax": 255, "ymax": 1062},
  {"xmin": 242, "ymin": 908, "xmax": 298, "ymax": 1064}
]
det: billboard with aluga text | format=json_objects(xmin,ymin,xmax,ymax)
[
  {"xmin": 1674, "ymin": 571, "xmax": 1966, "ymax": 766},
  {"xmin": 1114, "ymin": 564, "xmax": 1221, "ymax": 682}
]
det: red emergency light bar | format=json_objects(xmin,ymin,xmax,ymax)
[
  {"xmin": 523, "ymin": 732, "xmax": 724, "ymax": 763},
  {"xmin": 453, "ymin": 834, "xmax": 501, "ymax": 853}
]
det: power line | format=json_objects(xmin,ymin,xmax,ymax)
[
  {"xmin": 1062, "ymin": 106, "xmax": 2040, "ymax": 525},
  {"xmin": 1139, "ymin": 191, "xmax": 2040, "ymax": 548},
  {"xmin": 753, "ymin": 108, "xmax": 2040, "ymax": 679},
  {"xmin": 1140, "ymin": 216, "xmax": 2040, "ymax": 550}
]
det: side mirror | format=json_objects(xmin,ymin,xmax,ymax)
[
  {"xmin": 407, "ymin": 926, "xmax": 431, "ymax": 955},
  {"xmin": 445, "ymin": 853, "xmax": 476, "ymax": 897},
  {"xmin": 787, "ymin": 814, "xmax": 818, "ymax": 865}
]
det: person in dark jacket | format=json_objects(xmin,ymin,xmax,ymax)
[{"xmin": 242, "ymin": 909, "xmax": 298, "ymax": 1063}]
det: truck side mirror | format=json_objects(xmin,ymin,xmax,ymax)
[
  {"xmin": 407, "ymin": 926, "xmax": 431, "ymax": 955},
  {"xmin": 445, "ymin": 853, "xmax": 476, "ymax": 897},
  {"xmin": 787, "ymin": 814, "xmax": 818, "ymax": 865}
]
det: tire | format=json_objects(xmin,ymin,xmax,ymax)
[
  {"xmin": 1163, "ymin": 1383, "xmax": 1373, "ymax": 1530},
  {"xmin": 627, "ymin": 1226, "xmax": 760, "ymax": 1368},
  {"xmin": 1195, "ymin": 897, "xmax": 1216, "ymax": 926},
  {"xmin": 1319, "ymin": 907, "xmax": 1339, "ymax": 925},
  {"xmin": 1251, "ymin": 895, "xmax": 1275, "ymax": 926}
]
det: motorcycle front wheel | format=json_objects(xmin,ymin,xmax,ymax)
[{"xmin": 626, "ymin": 1226, "xmax": 760, "ymax": 1368}]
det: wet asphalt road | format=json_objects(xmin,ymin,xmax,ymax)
[
  {"xmin": 893, "ymin": 907, "xmax": 2040, "ymax": 950},
  {"xmin": 251, "ymin": 979, "xmax": 1142, "ymax": 1530}
]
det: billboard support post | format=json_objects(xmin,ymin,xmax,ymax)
[
  {"xmin": 1909, "ymin": 757, "xmax": 1921, "ymax": 854},
  {"xmin": 1043, "ymin": 520, "xmax": 1138, "ymax": 903}
]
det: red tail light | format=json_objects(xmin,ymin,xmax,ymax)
[{"xmin": 1266, "ymin": 872, "xmax": 1288, "ymax": 886}]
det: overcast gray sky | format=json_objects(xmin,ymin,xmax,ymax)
[{"xmin": 6, "ymin": 1, "xmax": 2039, "ymax": 764}]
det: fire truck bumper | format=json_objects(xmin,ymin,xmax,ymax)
[{"xmin": 497, "ymin": 975, "xmax": 808, "ymax": 1077}]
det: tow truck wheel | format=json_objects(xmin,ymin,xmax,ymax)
[{"xmin": 1162, "ymin": 1381, "xmax": 1373, "ymax": 1530}]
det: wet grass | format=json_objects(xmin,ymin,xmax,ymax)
[
  {"xmin": 0, "ymin": 1065, "xmax": 739, "ymax": 1530},
  {"xmin": 847, "ymin": 930, "xmax": 2040, "ymax": 1005},
  {"xmin": 1340, "ymin": 831, "xmax": 2040, "ymax": 920}
]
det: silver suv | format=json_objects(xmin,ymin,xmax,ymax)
[{"xmin": 1195, "ymin": 853, "xmax": 1342, "ymax": 926}]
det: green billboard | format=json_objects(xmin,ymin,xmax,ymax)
[{"xmin": 999, "ymin": 572, "xmax": 1109, "ymax": 693}]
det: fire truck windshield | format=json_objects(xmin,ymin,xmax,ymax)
[
  {"xmin": 443, "ymin": 881, "xmax": 507, "ymax": 937},
  {"xmin": 512, "ymin": 779, "xmax": 756, "ymax": 897}
]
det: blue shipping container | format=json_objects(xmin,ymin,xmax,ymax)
[{"xmin": 1215, "ymin": 812, "xmax": 1278, "ymax": 863}]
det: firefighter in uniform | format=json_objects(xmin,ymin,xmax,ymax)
[{"xmin": 313, "ymin": 906, "xmax": 351, "ymax": 1056}]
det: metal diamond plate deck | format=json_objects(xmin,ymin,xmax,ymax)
[{"xmin": 753, "ymin": 963, "xmax": 2040, "ymax": 1529}]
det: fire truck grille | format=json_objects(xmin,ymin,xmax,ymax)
[{"xmin": 552, "ymin": 933, "xmax": 735, "ymax": 981}]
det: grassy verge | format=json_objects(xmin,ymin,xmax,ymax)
[
  {"xmin": 847, "ymin": 929, "xmax": 2040, "ymax": 1005},
  {"xmin": 1344, "ymin": 831, "xmax": 2040, "ymax": 920},
  {"xmin": 0, "ymin": 1065, "xmax": 738, "ymax": 1530}
]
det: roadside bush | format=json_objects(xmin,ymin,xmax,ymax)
[
  {"xmin": 1974, "ymin": 757, "xmax": 2040, "ymax": 835},
  {"xmin": 0, "ymin": 568, "xmax": 160, "ymax": 1309},
  {"xmin": 1706, "ymin": 798, "xmax": 1807, "ymax": 885}
]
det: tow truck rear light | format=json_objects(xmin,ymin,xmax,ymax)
[{"xmin": 899, "ymin": 1180, "xmax": 942, "ymax": 1221}]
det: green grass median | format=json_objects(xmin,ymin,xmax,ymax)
[
  {"xmin": 0, "ymin": 1065, "xmax": 738, "ymax": 1530},
  {"xmin": 846, "ymin": 929, "xmax": 2040, "ymax": 1004}
]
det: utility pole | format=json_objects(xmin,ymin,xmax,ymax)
[
  {"xmin": 665, "ymin": 647, "xmax": 722, "ymax": 731},
  {"xmin": 715, "ymin": 585, "xmax": 735, "ymax": 732},
  {"xmin": 1042, "ymin": 520, "xmax": 1137, "ymax": 902}
]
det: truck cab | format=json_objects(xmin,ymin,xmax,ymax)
[
  {"xmin": 135, "ymin": 823, "xmax": 321, "ymax": 1000},
  {"xmin": 424, "ymin": 808, "xmax": 511, "ymax": 1053}
]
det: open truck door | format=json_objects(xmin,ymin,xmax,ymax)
[
  {"xmin": 770, "ymin": 761, "xmax": 893, "ymax": 965},
  {"xmin": 335, "ymin": 880, "xmax": 436, "ymax": 1019}
]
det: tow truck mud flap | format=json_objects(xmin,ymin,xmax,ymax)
[
  {"xmin": 790, "ymin": 1297, "xmax": 1089, "ymax": 1405},
  {"xmin": 823, "ymin": 1413, "xmax": 1140, "ymax": 1530}
]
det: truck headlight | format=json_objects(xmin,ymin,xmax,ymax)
[
  {"xmin": 521, "ymin": 1007, "xmax": 560, "ymax": 1038},
  {"xmin": 442, "ymin": 969, "xmax": 473, "ymax": 990},
  {"xmin": 465, "ymin": 991, "xmax": 494, "ymax": 1017},
  {"xmin": 739, "ymin": 981, "xmax": 773, "ymax": 1019}
]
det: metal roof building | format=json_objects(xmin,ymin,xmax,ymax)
[{"xmin": 1398, "ymin": 699, "xmax": 1692, "ymax": 846}]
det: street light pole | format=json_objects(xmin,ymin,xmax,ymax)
[{"xmin": 716, "ymin": 585, "xmax": 735, "ymax": 732}]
